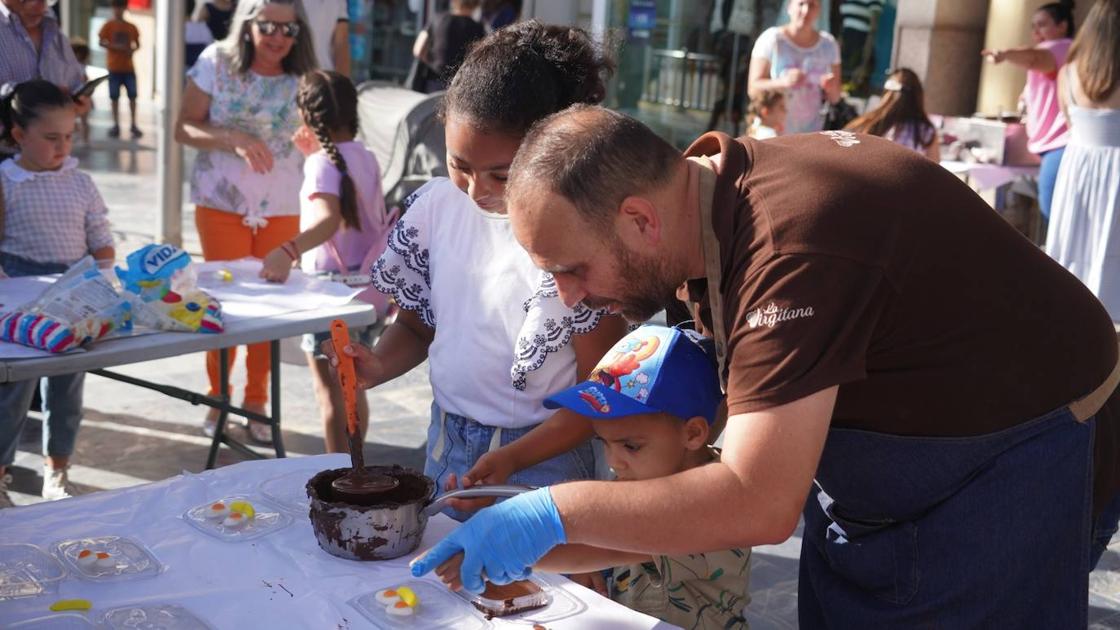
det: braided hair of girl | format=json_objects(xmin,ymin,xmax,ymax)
[{"xmin": 296, "ymin": 71, "xmax": 361, "ymax": 231}]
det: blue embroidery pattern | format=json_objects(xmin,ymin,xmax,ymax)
[
  {"xmin": 511, "ymin": 275, "xmax": 604, "ymax": 391},
  {"xmin": 370, "ymin": 221, "xmax": 435, "ymax": 327}
]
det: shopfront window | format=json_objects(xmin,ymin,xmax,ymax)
[
  {"xmin": 350, "ymin": 0, "xmax": 424, "ymax": 83},
  {"xmin": 604, "ymin": 0, "xmax": 895, "ymax": 148}
]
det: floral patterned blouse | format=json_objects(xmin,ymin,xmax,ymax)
[{"xmin": 186, "ymin": 44, "xmax": 302, "ymax": 229}]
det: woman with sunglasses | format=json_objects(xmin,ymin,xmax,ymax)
[{"xmin": 175, "ymin": 0, "xmax": 317, "ymax": 442}]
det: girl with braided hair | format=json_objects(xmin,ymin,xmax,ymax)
[{"xmin": 260, "ymin": 70, "xmax": 394, "ymax": 452}]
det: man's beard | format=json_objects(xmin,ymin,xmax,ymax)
[{"xmin": 582, "ymin": 240, "xmax": 681, "ymax": 324}]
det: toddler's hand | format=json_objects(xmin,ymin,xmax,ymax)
[
  {"xmin": 259, "ymin": 248, "xmax": 294, "ymax": 283},
  {"xmin": 568, "ymin": 571, "xmax": 609, "ymax": 597},
  {"xmin": 320, "ymin": 339, "xmax": 386, "ymax": 389},
  {"xmin": 434, "ymin": 552, "xmax": 466, "ymax": 591}
]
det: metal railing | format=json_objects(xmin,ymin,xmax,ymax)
[{"xmin": 640, "ymin": 48, "xmax": 723, "ymax": 111}]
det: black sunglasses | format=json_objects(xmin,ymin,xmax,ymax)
[{"xmin": 254, "ymin": 20, "xmax": 300, "ymax": 38}]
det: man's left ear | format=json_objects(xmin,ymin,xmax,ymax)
[
  {"xmin": 683, "ymin": 416, "xmax": 710, "ymax": 450},
  {"xmin": 617, "ymin": 195, "xmax": 662, "ymax": 245}
]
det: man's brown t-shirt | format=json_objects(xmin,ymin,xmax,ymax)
[{"xmin": 684, "ymin": 131, "xmax": 1119, "ymax": 508}]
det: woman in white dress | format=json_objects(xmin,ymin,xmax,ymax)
[{"xmin": 1045, "ymin": 0, "xmax": 1120, "ymax": 320}]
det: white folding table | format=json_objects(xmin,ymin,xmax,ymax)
[
  {"xmin": 0, "ymin": 454, "xmax": 674, "ymax": 629},
  {"xmin": 0, "ymin": 267, "xmax": 376, "ymax": 469}
]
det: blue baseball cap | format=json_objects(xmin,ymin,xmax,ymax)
[{"xmin": 544, "ymin": 325, "xmax": 724, "ymax": 424}]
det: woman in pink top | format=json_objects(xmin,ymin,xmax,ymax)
[{"xmin": 982, "ymin": 1, "xmax": 1075, "ymax": 224}]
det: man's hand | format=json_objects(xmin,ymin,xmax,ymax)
[
  {"xmin": 72, "ymin": 95, "xmax": 92, "ymax": 116},
  {"xmin": 411, "ymin": 488, "xmax": 567, "ymax": 593},
  {"xmin": 321, "ymin": 339, "xmax": 387, "ymax": 389},
  {"xmin": 441, "ymin": 450, "xmax": 519, "ymax": 513}
]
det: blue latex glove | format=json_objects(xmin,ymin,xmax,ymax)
[{"xmin": 410, "ymin": 487, "xmax": 566, "ymax": 593}]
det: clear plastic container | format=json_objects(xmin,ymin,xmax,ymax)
[
  {"xmin": 98, "ymin": 603, "xmax": 213, "ymax": 630},
  {"xmin": 52, "ymin": 536, "xmax": 163, "ymax": 582},
  {"xmin": 8, "ymin": 613, "xmax": 95, "ymax": 629},
  {"xmin": 0, "ymin": 543, "xmax": 66, "ymax": 600},
  {"xmin": 259, "ymin": 469, "xmax": 312, "ymax": 514},
  {"xmin": 349, "ymin": 580, "xmax": 493, "ymax": 630},
  {"xmin": 458, "ymin": 574, "xmax": 587, "ymax": 624},
  {"xmin": 182, "ymin": 496, "xmax": 292, "ymax": 542}
]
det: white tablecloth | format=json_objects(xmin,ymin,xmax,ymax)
[
  {"xmin": 939, "ymin": 160, "xmax": 1039, "ymax": 192},
  {"xmin": 0, "ymin": 455, "xmax": 673, "ymax": 629}
]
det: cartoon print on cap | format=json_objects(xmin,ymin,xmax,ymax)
[
  {"xmin": 578, "ymin": 387, "xmax": 611, "ymax": 413},
  {"xmin": 589, "ymin": 336, "xmax": 661, "ymax": 392}
]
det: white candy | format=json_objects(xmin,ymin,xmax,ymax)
[
  {"xmin": 385, "ymin": 603, "xmax": 414, "ymax": 617},
  {"xmin": 222, "ymin": 513, "xmax": 247, "ymax": 529},
  {"xmin": 374, "ymin": 589, "xmax": 401, "ymax": 606},
  {"xmin": 205, "ymin": 502, "xmax": 229, "ymax": 520},
  {"xmin": 76, "ymin": 550, "xmax": 97, "ymax": 569},
  {"xmin": 95, "ymin": 553, "xmax": 116, "ymax": 570}
]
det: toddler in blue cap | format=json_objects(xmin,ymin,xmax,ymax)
[{"xmin": 436, "ymin": 325, "xmax": 751, "ymax": 629}]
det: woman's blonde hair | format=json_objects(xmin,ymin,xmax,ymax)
[
  {"xmin": 1067, "ymin": 0, "xmax": 1120, "ymax": 102},
  {"xmin": 219, "ymin": 0, "xmax": 317, "ymax": 76}
]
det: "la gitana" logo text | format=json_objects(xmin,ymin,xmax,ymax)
[{"xmin": 745, "ymin": 302, "xmax": 815, "ymax": 329}]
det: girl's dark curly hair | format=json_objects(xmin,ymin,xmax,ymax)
[{"xmin": 442, "ymin": 20, "xmax": 615, "ymax": 136}]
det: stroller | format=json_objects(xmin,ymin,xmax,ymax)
[{"xmin": 355, "ymin": 81, "xmax": 447, "ymax": 212}]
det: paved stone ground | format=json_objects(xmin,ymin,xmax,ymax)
[{"xmin": 4, "ymin": 96, "xmax": 1119, "ymax": 628}]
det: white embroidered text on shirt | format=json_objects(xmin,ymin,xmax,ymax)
[{"xmin": 820, "ymin": 130, "xmax": 861, "ymax": 147}]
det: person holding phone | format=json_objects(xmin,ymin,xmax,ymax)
[{"xmin": 0, "ymin": 0, "xmax": 91, "ymax": 162}]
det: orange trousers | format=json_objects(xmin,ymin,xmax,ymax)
[{"xmin": 195, "ymin": 206, "xmax": 300, "ymax": 406}]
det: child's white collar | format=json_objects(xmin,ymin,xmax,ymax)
[{"xmin": 0, "ymin": 155, "xmax": 79, "ymax": 182}]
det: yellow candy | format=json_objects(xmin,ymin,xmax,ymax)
[
  {"xmin": 396, "ymin": 585, "xmax": 418, "ymax": 608},
  {"xmin": 50, "ymin": 599, "xmax": 92, "ymax": 612},
  {"xmin": 229, "ymin": 500, "xmax": 255, "ymax": 519}
]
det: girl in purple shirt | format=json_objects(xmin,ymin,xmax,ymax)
[{"xmin": 259, "ymin": 70, "xmax": 396, "ymax": 453}]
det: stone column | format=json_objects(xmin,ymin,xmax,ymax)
[{"xmin": 892, "ymin": 0, "xmax": 990, "ymax": 116}]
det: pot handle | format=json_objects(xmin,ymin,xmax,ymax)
[{"xmin": 423, "ymin": 484, "xmax": 536, "ymax": 517}]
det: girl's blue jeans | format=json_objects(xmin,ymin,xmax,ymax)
[
  {"xmin": 0, "ymin": 251, "xmax": 85, "ymax": 467},
  {"xmin": 424, "ymin": 401, "xmax": 595, "ymax": 522}
]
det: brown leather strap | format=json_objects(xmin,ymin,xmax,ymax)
[
  {"xmin": 689, "ymin": 156, "xmax": 726, "ymax": 389},
  {"xmin": 1069, "ymin": 339, "xmax": 1120, "ymax": 422}
]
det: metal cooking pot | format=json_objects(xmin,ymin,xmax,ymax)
[{"xmin": 307, "ymin": 465, "xmax": 533, "ymax": 561}]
